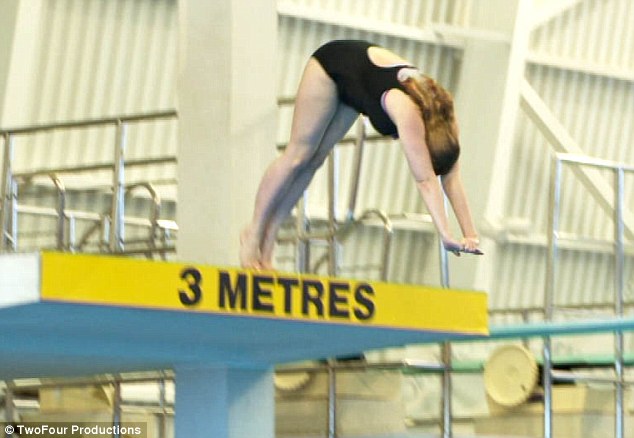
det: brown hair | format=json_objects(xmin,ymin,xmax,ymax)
[{"xmin": 401, "ymin": 75, "xmax": 460, "ymax": 175}]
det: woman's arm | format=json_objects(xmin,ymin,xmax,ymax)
[
  {"xmin": 441, "ymin": 162, "xmax": 481, "ymax": 253},
  {"xmin": 384, "ymin": 90, "xmax": 462, "ymax": 251}
]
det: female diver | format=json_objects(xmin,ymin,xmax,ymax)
[{"xmin": 240, "ymin": 40, "xmax": 482, "ymax": 269}]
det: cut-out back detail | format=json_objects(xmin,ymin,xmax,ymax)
[{"xmin": 312, "ymin": 40, "xmax": 416, "ymax": 137}]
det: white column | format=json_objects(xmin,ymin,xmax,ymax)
[
  {"xmin": 0, "ymin": 1, "xmax": 18, "ymax": 125},
  {"xmin": 174, "ymin": 366, "xmax": 274, "ymax": 438},
  {"xmin": 450, "ymin": 0, "xmax": 532, "ymax": 290},
  {"xmin": 176, "ymin": 0, "xmax": 277, "ymax": 265},
  {"xmin": 175, "ymin": 3, "xmax": 277, "ymax": 437},
  {"xmin": 0, "ymin": 0, "xmax": 44, "ymax": 126}
]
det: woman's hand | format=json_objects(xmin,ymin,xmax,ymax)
[
  {"xmin": 461, "ymin": 236, "xmax": 483, "ymax": 255},
  {"xmin": 442, "ymin": 236, "xmax": 483, "ymax": 256}
]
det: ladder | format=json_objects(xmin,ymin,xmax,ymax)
[{"xmin": 543, "ymin": 152, "xmax": 634, "ymax": 438}]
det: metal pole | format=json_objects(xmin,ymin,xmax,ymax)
[
  {"xmin": 379, "ymin": 216, "xmax": 393, "ymax": 281},
  {"xmin": 327, "ymin": 361, "xmax": 337, "ymax": 438},
  {"xmin": 613, "ymin": 167, "xmax": 625, "ymax": 438},
  {"xmin": 50, "ymin": 174, "xmax": 66, "ymax": 251},
  {"xmin": 355, "ymin": 209, "xmax": 393, "ymax": 280},
  {"xmin": 67, "ymin": 215, "xmax": 76, "ymax": 252},
  {"xmin": 101, "ymin": 215, "xmax": 111, "ymax": 253},
  {"xmin": 440, "ymin": 343, "xmax": 452, "ymax": 438},
  {"xmin": 8, "ymin": 178, "xmax": 17, "ymax": 251},
  {"xmin": 112, "ymin": 381, "xmax": 122, "ymax": 438},
  {"xmin": 109, "ymin": 121, "xmax": 127, "ymax": 253},
  {"xmin": 543, "ymin": 156, "xmax": 563, "ymax": 438},
  {"xmin": 124, "ymin": 182, "xmax": 162, "ymax": 257},
  {"xmin": 545, "ymin": 156, "xmax": 562, "ymax": 319},
  {"xmin": 158, "ymin": 374, "xmax": 167, "ymax": 438},
  {"xmin": 542, "ymin": 336, "xmax": 554, "ymax": 438},
  {"xmin": 439, "ymin": 180, "xmax": 450, "ymax": 288},
  {"xmin": 295, "ymin": 192, "xmax": 309, "ymax": 273},
  {"xmin": 439, "ymin": 243, "xmax": 449, "ymax": 290},
  {"xmin": 327, "ymin": 150, "xmax": 338, "ymax": 276},
  {"xmin": 0, "ymin": 134, "xmax": 14, "ymax": 251},
  {"xmin": 4, "ymin": 384, "xmax": 15, "ymax": 438},
  {"xmin": 346, "ymin": 116, "xmax": 366, "ymax": 222},
  {"xmin": 438, "ymin": 180, "xmax": 452, "ymax": 438}
]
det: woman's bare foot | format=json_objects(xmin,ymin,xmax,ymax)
[
  {"xmin": 239, "ymin": 226, "xmax": 263, "ymax": 269},
  {"xmin": 259, "ymin": 259, "xmax": 275, "ymax": 270}
]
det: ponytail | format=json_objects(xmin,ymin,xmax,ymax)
[{"xmin": 401, "ymin": 75, "xmax": 460, "ymax": 175}]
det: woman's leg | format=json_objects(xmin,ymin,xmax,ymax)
[
  {"xmin": 240, "ymin": 58, "xmax": 340, "ymax": 268},
  {"xmin": 259, "ymin": 104, "xmax": 359, "ymax": 269}
]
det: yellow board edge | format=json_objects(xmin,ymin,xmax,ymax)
[{"xmin": 40, "ymin": 252, "xmax": 488, "ymax": 335}]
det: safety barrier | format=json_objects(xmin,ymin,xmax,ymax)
[
  {"xmin": 275, "ymin": 102, "xmax": 634, "ymax": 437},
  {"xmin": 0, "ymin": 110, "xmax": 177, "ymax": 258},
  {"xmin": 543, "ymin": 153, "xmax": 634, "ymax": 438}
]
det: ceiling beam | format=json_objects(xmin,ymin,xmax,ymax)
[
  {"xmin": 520, "ymin": 78, "xmax": 634, "ymax": 240},
  {"xmin": 278, "ymin": 1, "xmax": 633, "ymax": 85},
  {"xmin": 531, "ymin": 0, "xmax": 583, "ymax": 31},
  {"xmin": 278, "ymin": 1, "xmax": 510, "ymax": 47},
  {"xmin": 527, "ymin": 52, "xmax": 634, "ymax": 84}
]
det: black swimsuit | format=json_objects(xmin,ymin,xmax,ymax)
[{"xmin": 312, "ymin": 40, "xmax": 413, "ymax": 137}]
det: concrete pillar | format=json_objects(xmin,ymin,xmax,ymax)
[
  {"xmin": 175, "ymin": 3, "xmax": 277, "ymax": 438},
  {"xmin": 450, "ymin": 0, "xmax": 532, "ymax": 290},
  {"xmin": 176, "ymin": 0, "xmax": 277, "ymax": 266},
  {"xmin": 0, "ymin": 1, "xmax": 18, "ymax": 125},
  {"xmin": 0, "ymin": 0, "xmax": 43, "ymax": 126},
  {"xmin": 174, "ymin": 366, "xmax": 274, "ymax": 438}
]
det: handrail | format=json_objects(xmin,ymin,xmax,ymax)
[
  {"xmin": 0, "ymin": 109, "xmax": 178, "ymax": 254},
  {"xmin": 14, "ymin": 156, "xmax": 177, "ymax": 180},
  {"xmin": 124, "ymin": 182, "xmax": 168, "ymax": 259},
  {"xmin": 276, "ymin": 133, "xmax": 384, "ymax": 152},
  {"xmin": 543, "ymin": 152, "xmax": 632, "ymax": 438},
  {"xmin": 355, "ymin": 209, "xmax": 393, "ymax": 280},
  {"xmin": 0, "ymin": 109, "xmax": 177, "ymax": 135},
  {"xmin": 557, "ymin": 152, "xmax": 634, "ymax": 172},
  {"xmin": 15, "ymin": 204, "xmax": 177, "ymax": 230}
]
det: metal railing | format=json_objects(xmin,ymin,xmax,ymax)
[
  {"xmin": 544, "ymin": 152, "xmax": 634, "ymax": 438},
  {"xmin": 278, "ymin": 97, "xmax": 634, "ymax": 438},
  {"xmin": 1, "ymin": 372, "xmax": 173, "ymax": 438},
  {"xmin": 0, "ymin": 110, "xmax": 177, "ymax": 257},
  {"xmin": 275, "ymin": 101, "xmax": 454, "ymax": 436},
  {"xmin": 277, "ymin": 114, "xmax": 437, "ymax": 281}
]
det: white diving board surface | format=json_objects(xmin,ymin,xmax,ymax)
[{"xmin": 0, "ymin": 252, "xmax": 488, "ymax": 379}]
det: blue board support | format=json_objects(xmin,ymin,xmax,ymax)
[{"xmin": 174, "ymin": 365, "xmax": 274, "ymax": 438}]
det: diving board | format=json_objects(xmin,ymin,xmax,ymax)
[{"xmin": 0, "ymin": 251, "xmax": 488, "ymax": 379}]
